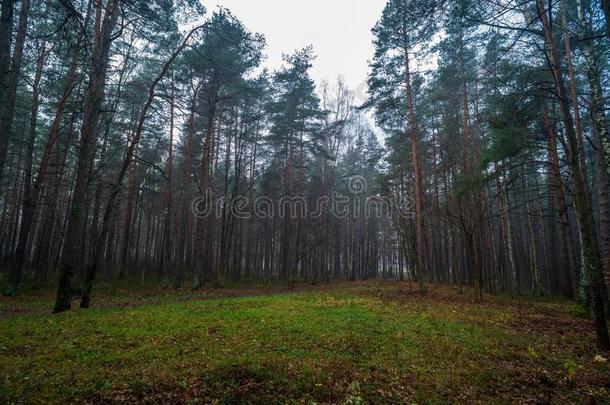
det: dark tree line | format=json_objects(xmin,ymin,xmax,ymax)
[
  {"xmin": 368, "ymin": 0, "xmax": 610, "ymax": 348},
  {"xmin": 0, "ymin": 0, "xmax": 609, "ymax": 348}
]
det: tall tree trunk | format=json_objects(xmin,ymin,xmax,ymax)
[
  {"xmin": 163, "ymin": 73, "xmax": 176, "ymax": 286},
  {"xmin": 578, "ymin": 0, "xmax": 610, "ymax": 291},
  {"xmin": 5, "ymin": 42, "xmax": 47, "ymax": 295},
  {"xmin": 403, "ymin": 36, "xmax": 427, "ymax": 293},
  {"xmin": 561, "ymin": 0, "xmax": 589, "ymax": 191},
  {"xmin": 0, "ymin": 0, "xmax": 14, "ymax": 118},
  {"xmin": 180, "ymin": 82, "xmax": 201, "ymax": 275},
  {"xmin": 537, "ymin": 0, "xmax": 610, "ymax": 349},
  {"xmin": 0, "ymin": 0, "xmax": 29, "ymax": 190},
  {"xmin": 458, "ymin": 30, "xmax": 483, "ymax": 300},
  {"xmin": 503, "ymin": 168, "xmax": 519, "ymax": 297},
  {"xmin": 592, "ymin": 120, "xmax": 610, "ymax": 305},
  {"xmin": 544, "ymin": 108, "xmax": 579, "ymax": 296},
  {"xmin": 524, "ymin": 174, "xmax": 540, "ymax": 294},
  {"xmin": 194, "ymin": 84, "xmax": 219, "ymax": 289},
  {"xmin": 118, "ymin": 156, "xmax": 137, "ymax": 278},
  {"xmin": 53, "ymin": 0, "xmax": 122, "ymax": 313}
]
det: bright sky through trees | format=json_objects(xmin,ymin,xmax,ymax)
[{"xmin": 214, "ymin": 0, "xmax": 386, "ymax": 96}]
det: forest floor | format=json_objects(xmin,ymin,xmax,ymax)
[{"xmin": 0, "ymin": 280, "xmax": 609, "ymax": 404}]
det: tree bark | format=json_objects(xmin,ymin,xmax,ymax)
[
  {"xmin": 544, "ymin": 108, "xmax": 579, "ymax": 296},
  {"xmin": 118, "ymin": 155, "xmax": 137, "ymax": 278},
  {"xmin": 578, "ymin": 0, "xmax": 610, "ymax": 291},
  {"xmin": 0, "ymin": 0, "xmax": 13, "ymax": 115},
  {"xmin": 403, "ymin": 36, "xmax": 427, "ymax": 293},
  {"xmin": 179, "ymin": 81, "xmax": 200, "ymax": 276},
  {"xmin": 0, "ymin": 0, "xmax": 29, "ymax": 189},
  {"xmin": 163, "ymin": 73, "xmax": 176, "ymax": 285},
  {"xmin": 458, "ymin": 30, "xmax": 483, "ymax": 300},
  {"xmin": 54, "ymin": 0, "xmax": 122, "ymax": 313}
]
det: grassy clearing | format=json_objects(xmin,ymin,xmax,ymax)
[{"xmin": 0, "ymin": 282, "xmax": 608, "ymax": 403}]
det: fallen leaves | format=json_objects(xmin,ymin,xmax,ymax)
[{"xmin": 1, "ymin": 281, "xmax": 609, "ymax": 404}]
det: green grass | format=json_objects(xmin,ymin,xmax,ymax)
[{"xmin": 0, "ymin": 282, "xmax": 608, "ymax": 403}]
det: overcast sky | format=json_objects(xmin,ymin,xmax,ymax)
[{"xmin": 212, "ymin": 0, "xmax": 387, "ymax": 98}]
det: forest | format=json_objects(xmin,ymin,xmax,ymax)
[{"xmin": 0, "ymin": 0, "xmax": 610, "ymax": 403}]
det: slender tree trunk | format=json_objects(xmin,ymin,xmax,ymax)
[
  {"xmin": 403, "ymin": 37, "xmax": 427, "ymax": 293},
  {"xmin": 163, "ymin": 74, "xmax": 176, "ymax": 286},
  {"xmin": 502, "ymin": 164, "xmax": 519, "ymax": 297},
  {"xmin": 458, "ymin": 30, "xmax": 483, "ymax": 300},
  {"xmin": 524, "ymin": 174, "xmax": 540, "ymax": 294},
  {"xmin": 561, "ymin": 0, "xmax": 589, "ymax": 188},
  {"xmin": 180, "ymin": 82, "xmax": 200, "ymax": 275},
  {"xmin": 195, "ymin": 85, "xmax": 219, "ymax": 289},
  {"xmin": 494, "ymin": 162, "xmax": 511, "ymax": 293},
  {"xmin": 533, "ymin": 172, "xmax": 551, "ymax": 293},
  {"xmin": 544, "ymin": 108, "xmax": 579, "ymax": 296},
  {"xmin": 118, "ymin": 155, "xmax": 137, "ymax": 278}
]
